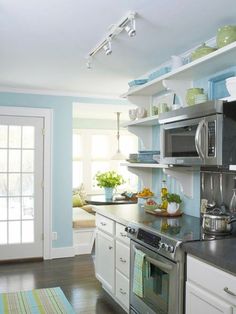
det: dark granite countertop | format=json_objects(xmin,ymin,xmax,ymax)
[{"xmin": 182, "ymin": 238, "xmax": 236, "ymax": 276}]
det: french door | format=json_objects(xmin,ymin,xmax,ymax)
[{"xmin": 0, "ymin": 116, "xmax": 44, "ymax": 260}]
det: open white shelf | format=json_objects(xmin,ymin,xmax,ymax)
[
  {"xmin": 122, "ymin": 41, "xmax": 236, "ymax": 97},
  {"xmin": 121, "ymin": 162, "xmax": 169, "ymax": 169},
  {"xmin": 122, "ymin": 115, "xmax": 159, "ymax": 127}
]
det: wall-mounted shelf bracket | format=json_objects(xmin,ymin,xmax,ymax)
[{"xmin": 162, "ymin": 79, "xmax": 192, "ymax": 107}]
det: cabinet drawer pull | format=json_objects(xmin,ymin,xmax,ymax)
[
  {"xmin": 108, "ymin": 246, "xmax": 113, "ymax": 250},
  {"xmin": 120, "ymin": 257, "xmax": 126, "ymax": 263},
  {"xmin": 224, "ymin": 287, "xmax": 236, "ymax": 296},
  {"xmin": 100, "ymin": 222, "xmax": 107, "ymax": 226},
  {"xmin": 120, "ymin": 232, "xmax": 127, "ymax": 237},
  {"xmin": 119, "ymin": 288, "xmax": 127, "ymax": 295}
]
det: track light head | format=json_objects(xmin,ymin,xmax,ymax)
[
  {"xmin": 103, "ymin": 39, "xmax": 112, "ymax": 55},
  {"xmin": 125, "ymin": 17, "xmax": 136, "ymax": 37},
  {"xmin": 86, "ymin": 56, "xmax": 92, "ymax": 69}
]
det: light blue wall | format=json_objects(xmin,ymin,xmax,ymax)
[{"xmin": 0, "ymin": 92, "xmax": 128, "ymax": 248}]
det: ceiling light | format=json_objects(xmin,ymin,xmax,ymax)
[
  {"xmin": 86, "ymin": 56, "xmax": 92, "ymax": 69},
  {"xmin": 125, "ymin": 17, "xmax": 136, "ymax": 37},
  {"xmin": 112, "ymin": 112, "xmax": 126, "ymax": 160},
  {"xmin": 103, "ymin": 39, "xmax": 112, "ymax": 55},
  {"xmin": 86, "ymin": 11, "xmax": 137, "ymax": 68}
]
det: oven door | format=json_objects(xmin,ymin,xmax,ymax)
[
  {"xmin": 130, "ymin": 241, "xmax": 180, "ymax": 314},
  {"xmin": 160, "ymin": 116, "xmax": 207, "ymax": 165}
]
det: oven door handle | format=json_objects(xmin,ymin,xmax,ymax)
[
  {"xmin": 195, "ymin": 119, "xmax": 205, "ymax": 160},
  {"xmin": 145, "ymin": 255, "xmax": 173, "ymax": 272}
]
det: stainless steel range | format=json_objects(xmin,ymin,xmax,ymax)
[{"xmin": 126, "ymin": 215, "xmax": 201, "ymax": 314}]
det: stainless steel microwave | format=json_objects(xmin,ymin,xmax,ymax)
[{"xmin": 159, "ymin": 100, "xmax": 236, "ymax": 166}]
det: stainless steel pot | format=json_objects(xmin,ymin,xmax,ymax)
[{"xmin": 202, "ymin": 208, "xmax": 236, "ymax": 234}]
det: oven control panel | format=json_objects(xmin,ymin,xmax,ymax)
[
  {"xmin": 137, "ymin": 228, "xmax": 161, "ymax": 249},
  {"xmin": 126, "ymin": 225, "xmax": 175, "ymax": 255}
]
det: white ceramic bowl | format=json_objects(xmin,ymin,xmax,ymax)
[
  {"xmin": 129, "ymin": 109, "xmax": 137, "ymax": 120},
  {"xmin": 226, "ymin": 81, "xmax": 236, "ymax": 97},
  {"xmin": 136, "ymin": 107, "xmax": 147, "ymax": 119}
]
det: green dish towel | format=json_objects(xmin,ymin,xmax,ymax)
[{"xmin": 133, "ymin": 248, "xmax": 146, "ymax": 298}]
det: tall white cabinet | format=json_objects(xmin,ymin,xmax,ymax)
[{"xmin": 186, "ymin": 255, "xmax": 236, "ymax": 314}]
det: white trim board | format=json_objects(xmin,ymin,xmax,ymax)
[
  {"xmin": 51, "ymin": 247, "xmax": 75, "ymax": 259},
  {"xmin": 0, "ymin": 106, "xmax": 53, "ymax": 260}
]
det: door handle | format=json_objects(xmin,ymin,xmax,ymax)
[
  {"xmin": 120, "ymin": 232, "xmax": 127, "ymax": 237},
  {"xmin": 119, "ymin": 288, "xmax": 127, "ymax": 295},
  {"xmin": 120, "ymin": 257, "xmax": 126, "ymax": 263},
  {"xmin": 195, "ymin": 119, "xmax": 205, "ymax": 160},
  {"xmin": 223, "ymin": 287, "xmax": 236, "ymax": 296},
  {"xmin": 100, "ymin": 222, "xmax": 107, "ymax": 226}
]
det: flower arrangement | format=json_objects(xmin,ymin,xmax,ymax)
[{"xmin": 95, "ymin": 171, "xmax": 125, "ymax": 188}]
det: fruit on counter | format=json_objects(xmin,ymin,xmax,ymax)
[
  {"xmin": 146, "ymin": 199, "xmax": 157, "ymax": 205},
  {"xmin": 137, "ymin": 187, "xmax": 154, "ymax": 198}
]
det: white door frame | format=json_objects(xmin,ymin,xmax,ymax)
[{"xmin": 0, "ymin": 106, "xmax": 53, "ymax": 259}]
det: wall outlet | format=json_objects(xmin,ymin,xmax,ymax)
[{"xmin": 52, "ymin": 232, "xmax": 57, "ymax": 241}]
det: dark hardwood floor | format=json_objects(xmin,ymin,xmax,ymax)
[{"xmin": 0, "ymin": 255, "xmax": 126, "ymax": 314}]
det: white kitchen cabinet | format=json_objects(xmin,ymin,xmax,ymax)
[
  {"xmin": 95, "ymin": 229, "xmax": 115, "ymax": 294},
  {"xmin": 186, "ymin": 255, "xmax": 236, "ymax": 314},
  {"xmin": 95, "ymin": 214, "xmax": 130, "ymax": 313}
]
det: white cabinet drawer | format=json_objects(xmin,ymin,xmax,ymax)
[
  {"xmin": 116, "ymin": 241, "xmax": 130, "ymax": 278},
  {"xmin": 96, "ymin": 214, "xmax": 114, "ymax": 236},
  {"xmin": 116, "ymin": 223, "xmax": 130, "ymax": 245},
  {"xmin": 116, "ymin": 270, "xmax": 129, "ymax": 310},
  {"xmin": 187, "ymin": 255, "xmax": 236, "ymax": 306}
]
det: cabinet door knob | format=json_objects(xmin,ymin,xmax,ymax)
[
  {"xmin": 100, "ymin": 222, "xmax": 107, "ymax": 226},
  {"xmin": 119, "ymin": 288, "xmax": 127, "ymax": 295},
  {"xmin": 223, "ymin": 287, "xmax": 236, "ymax": 296},
  {"xmin": 108, "ymin": 246, "xmax": 113, "ymax": 250},
  {"xmin": 120, "ymin": 257, "xmax": 126, "ymax": 263}
]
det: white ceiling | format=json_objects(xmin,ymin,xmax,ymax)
[{"xmin": 1, "ymin": 0, "xmax": 236, "ymax": 97}]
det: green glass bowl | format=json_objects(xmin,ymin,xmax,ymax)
[
  {"xmin": 191, "ymin": 43, "xmax": 217, "ymax": 61},
  {"xmin": 186, "ymin": 88, "xmax": 204, "ymax": 106},
  {"xmin": 217, "ymin": 25, "xmax": 236, "ymax": 48}
]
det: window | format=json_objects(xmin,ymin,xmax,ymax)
[{"xmin": 72, "ymin": 129, "xmax": 138, "ymax": 194}]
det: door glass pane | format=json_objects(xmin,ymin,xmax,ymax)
[
  {"xmin": 0, "ymin": 198, "xmax": 7, "ymax": 220},
  {"xmin": 9, "ymin": 174, "xmax": 21, "ymax": 196},
  {"xmin": 91, "ymin": 135, "xmax": 109, "ymax": 158},
  {"xmin": 9, "ymin": 149, "xmax": 21, "ymax": 172},
  {"xmin": 0, "ymin": 149, "xmax": 7, "ymax": 172},
  {"xmin": 22, "ymin": 197, "xmax": 34, "ymax": 219},
  {"xmin": 8, "ymin": 197, "xmax": 21, "ymax": 220},
  {"xmin": 22, "ymin": 174, "xmax": 34, "ymax": 196},
  {"xmin": 22, "ymin": 221, "xmax": 34, "ymax": 243},
  {"xmin": 73, "ymin": 132, "xmax": 82, "ymax": 159},
  {"xmin": 0, "ymin": 125, "xmax": 8, "ymax": 148},
  {"xmin": 9, "ymin": 126, "xmax": 21, "ymax": 148},
  {"xmin": 22, "ymin": 126, "xmax": 34, "ymax": 149},
  {"xmin": 22, "ymin": 150, "xmax": 34, "ymax": 172},
  {"xmin": 0, "ymin": 174, "xmax": 7, "ymax": 196},
  {"xmin": 73, "ymin": 161, "xmax": 83, "ymax": 188},
  {"xmin": 8, "ymin": 221, "xmax": 21, "ymax": 244},
  {"xmin": 0, "ymin": 222, "xmax": 7, "ymax": 244}
]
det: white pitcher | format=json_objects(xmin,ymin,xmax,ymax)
[{"xmin": 167, "ymin": 202, "xmax": 180, "ymax": 214}]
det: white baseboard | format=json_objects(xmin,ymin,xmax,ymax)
[{"xmin": 51, "ymin": 246, "xmax": 75, "ymax": 259}]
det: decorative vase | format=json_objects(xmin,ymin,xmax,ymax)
[
  {"xmin": 167, "ymin": 202, "xmax": 180, "ymax": 214},
  {"xmin": 104, "ymin": 187, "xmax": 114, "ymax": 200},
  {"xmin": 216, "ymin": 25, "xmax": 236, "ymax": 48},
  {"xmin": 186, "ymin": 88, "xmax": 204, "ymax": 106}
]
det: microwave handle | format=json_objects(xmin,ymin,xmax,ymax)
[{"xmin": 195, "ymin": 119, "xmax": 205, "ymax": 160}]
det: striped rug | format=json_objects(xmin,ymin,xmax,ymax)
[{"xmin": 0, "ymin": 287, "xmax": 75, "ymax": 314}]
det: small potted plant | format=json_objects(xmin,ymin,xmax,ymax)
[
  {"xmin": 95, "ymin": 171, "xmax": 125, "ymax": 200},
  {"xmin": 166, "ymin": 193, "xmax": 182, "ymax": 214}
]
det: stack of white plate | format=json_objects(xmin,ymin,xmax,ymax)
[{"xmin": 226, "ymin": 77, "xmax": 236, "ymax": 97}]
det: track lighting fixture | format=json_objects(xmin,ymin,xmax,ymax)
[
  {"xmin": 125, "ymin": 16, "xmax": 136, "ymax": 37},
  {"xmin": 103, "ymin": 39, "xmax": 112, "ymax": 55},
  {"xmin": 86, "ymin": 11, "xmax": 137, "ymax": 68}
]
